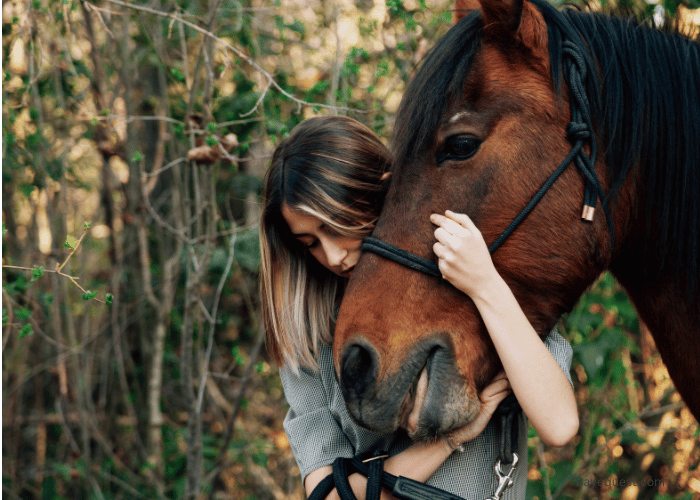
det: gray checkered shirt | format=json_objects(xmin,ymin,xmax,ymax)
[{"xmin": 280, "ymin": 329, "xmax": 573, "ymax": 499}]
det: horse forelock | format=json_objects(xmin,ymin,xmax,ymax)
[{"xmin": 391, "ymin": 11, "xmax": 483, "ymax": 171}]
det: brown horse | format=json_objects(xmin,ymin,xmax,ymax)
[{"xmin": 333, "ymin": 0, "xmax": 700, "ymax": 440}]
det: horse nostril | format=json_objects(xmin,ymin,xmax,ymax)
[{"xmin": 341, "ymin": 343, "xmax": 377, "ymax": 395}]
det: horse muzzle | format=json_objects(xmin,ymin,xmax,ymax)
[{"xmin": 338, "ymin": 334, "xmax": 480, "ymax": 441}]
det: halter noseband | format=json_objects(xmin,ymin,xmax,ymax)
[{"xmin": 362, "ymin": 40, "xmax": 614, "ymax": 275}]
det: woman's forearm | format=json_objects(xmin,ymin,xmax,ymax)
[
  {"xmin": 304, "ymin": 439, "xmax": 454, "ymax": 500},
  {"xmin": 470, "ymin": 274, "xmax": 578, "ymax": 446}
]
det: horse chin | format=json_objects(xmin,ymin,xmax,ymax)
[
  {"xmin": 403, "ymin": 349, "xmax": 482, "ymax": 442},
  {"xmin": 407, "ymin": 380, "xmax": 481, "ymax": 442}
]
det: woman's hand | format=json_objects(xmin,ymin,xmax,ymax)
[
  {"xmin": 430, "ymin": 211, "xmax": 498, "ymax": 299},
  {"xmin": 445, "ymin": 372, "xmax": 511, "ymax": 447}
]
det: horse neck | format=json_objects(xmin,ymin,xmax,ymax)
[{"xmin": 571, "ymin": 13, "xmax": 700, "ymax": 299}]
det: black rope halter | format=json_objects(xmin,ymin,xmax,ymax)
[{"xmin": 362, "ymin": 39, "xmax": 614, "ymax": 272}]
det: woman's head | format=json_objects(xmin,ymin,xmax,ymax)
[{"xmin": 260, "ymin": 116, "xmax": 391, "ymax": 370}]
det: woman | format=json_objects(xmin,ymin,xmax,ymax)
[{"xmin": 259, "ymin": 116, "xmax": 578, "ymax": 500}]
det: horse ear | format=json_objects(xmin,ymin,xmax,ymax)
[
  {"xmin": 478, "ymin": 0, "xmax": 524, "ymax": 35},
  {"xmin": 455, "ymin": 0, "xmax": 547, "ymax": 67}
]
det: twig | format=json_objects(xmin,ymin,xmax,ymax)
[
  {"xmin": 1, "ymin": 265, "xmax": 105, "ymax": 304},
  {"xmin": 2, "ymin": 289, "xmax": 14, "ymax": 352},
  {"xmin": 238, "ymin": 78, "xmax": 272, "ymax": 118},
  {"xmin": 141, "ymin": 157, "xmax": 187, "ymax": 178},
  {"xmin": 101, "ymin": 0, "xmax": 362, "ymax": 115},
  {"xmin": 83, "ymin": 1, "xmax": 116, "ymax": 38},
  {"xmin": 206, "ymin": 323, "xmax": 266, "ymax": 500},
  {"xmin": 3, "ymin": 265, "xmax": 79, "ymax": 278},
  {"xmin": 58, "ymin": 224, "xmax": 90, "ymax": 272},
  {"xmin": 196, "ymin": 233, "xmax": 237, "ymax": 412}
]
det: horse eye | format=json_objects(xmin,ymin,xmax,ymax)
[{"xmin": 437, "ymin": 135, "xmax": 481, "ymax": 164}]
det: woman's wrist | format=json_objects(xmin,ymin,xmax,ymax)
[
  {"xmin": 442, "ymin": 432, "xmax": 466, "ymax": 454},
  {"xmin": 467, "ymin": 272, "xmax": 509, "ymax": 309}
]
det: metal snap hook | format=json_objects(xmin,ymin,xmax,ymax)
[{"xmin": 484, "ymin": 453, "xmax": 519, "ymax": 500}]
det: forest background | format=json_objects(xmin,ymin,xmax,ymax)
[{"xmin": 2, "ymin": 0, "xmax": 700, "ymax": 498}]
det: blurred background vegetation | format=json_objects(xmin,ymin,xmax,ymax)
[{"xmin": 2, "ymin": 0, "xmax": 699, "ymax": 498}]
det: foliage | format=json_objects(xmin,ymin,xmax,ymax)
[
  {"xmin": 527, "ymin": 273, "xmax": 699, "ymax": 500},
  {"xmin": 2, "ymin": 0, "xmax": 699, "ymax": 499}
]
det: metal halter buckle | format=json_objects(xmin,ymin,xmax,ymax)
[{"xmin": 484, "ymin": 453, "xmax": 519, "ymax": 500}]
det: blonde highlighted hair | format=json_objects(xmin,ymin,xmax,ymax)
[{"xmin": 260, "ymin": 116, "xmax": 390, "ymax": 372}]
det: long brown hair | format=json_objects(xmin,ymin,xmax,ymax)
[{"xmin": 260, "ymin": 116, "xmax": 390, "ymax": 371}]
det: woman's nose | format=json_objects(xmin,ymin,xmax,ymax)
[{"xmin": 323, "ymin": 240, "xmax": 347, "ymax": 267}]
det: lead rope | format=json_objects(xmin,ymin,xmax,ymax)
[{"xmin": 307, "ymin": 398, "xmax": 521, "ymax": 500}]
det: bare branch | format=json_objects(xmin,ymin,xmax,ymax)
[{"xmin": 101, "ymin": 0, "xmax": 363, "ymax": 114}]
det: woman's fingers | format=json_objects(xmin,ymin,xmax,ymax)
[
  {"xmin": 482, "ymin": 379, "xmax": 511, "ymax": 402},
  {"xmin": 432, "ymin": 213, "xmax": 469, "ymax": 234},
  {"xmin": 433, "ymin": 227, "xmax": 463, "ymax": 249},
  {"xmin": 446, "ymin": 210, "xmax": 482, "ymax": 234}
]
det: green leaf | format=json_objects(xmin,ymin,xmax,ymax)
[
  {"xmin": 19, "ymin": 323, "xmax": 33, "ymax": 338},
  {"xmin": 169, "ymin": 68, "xmax": 186, "ymax": 83},
  {"xmin": 205, "ymin": 135, "xmax": 218, "ymax": 147},
  {"xmin": 286, "ymin": 19, "xmax": 306, "ymax": 35},
  {"xmin": 231, "ymin": 345, "xmax": 245, "ymax": 365},
  {"xmin": 15, "ymin": 307, "xmax": 32, "ymax": 321},
  {"xmin": 2, "ymin": 309, "xmax": 8, "ymax": 324},
  {"xmin": 51, "ymin": 462, "xmax": 73, "ymax": 481},
  {"xmin": 105, "ymin": 293, "xmax": 114, "ymax": 305},
  {"xmin": 83, "ymin": 222, "xmax": 90, "ymax": 229},
  {"xmin": 251, "ymin": 450, "xmax": 268, "ymax": 467},
  {"xmin": 82, "ymin": 290, "xmax": 98, "ymax": 301},
  {"xmin": 2, "ymin": 222, "xmax": 7, "ymax": 236},
  {"xmin": 620, "ymin": 428, "xmax": 645, "ymax": 445},
  {"xmin": 20, "ymin": 184, "xmax": 35, "ymax": 197},
  {"xmin": 131, "ymin": 151, "xmax": 143, "ymax": 162},
  {"xmin": 39, "ymin": 292, "xmax": 53, "ymax": 307},
  {"xmin": 31, "ymin": 265, "xmax": 45, "ymax": 282},
  {"xmin": 64, "ymin": 241, "xmax": 74, "ymax": 250}
]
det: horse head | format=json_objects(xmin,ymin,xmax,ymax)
[{"xmin": 333, "ymin": 0, "xmax": 700, "ymax": 439}]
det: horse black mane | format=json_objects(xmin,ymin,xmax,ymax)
[{"xmin": 392, "ymin": 0, "xmax": 700, "ymax": 294}]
